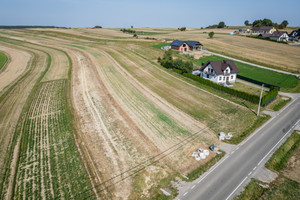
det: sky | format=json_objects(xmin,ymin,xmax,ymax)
[{"xmin": 1, "ymin": 0, "xmax": 299, "ymax": 28}]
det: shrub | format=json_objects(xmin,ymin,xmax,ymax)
[
  {"xmin": 209, "ymin": 32, "xmax": 215, "ymax": 38},
  {"xmin": 261, "ymin": 87, "xmax": 278, "ymax": 107}
]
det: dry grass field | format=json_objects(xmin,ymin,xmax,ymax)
[
  {"xmin": 145, "ymin": 28, "xmax": 300, "ymax": 73},
  {"xmin": 0, "ymin": 28, "xmax": 279, "ymax": 199}
]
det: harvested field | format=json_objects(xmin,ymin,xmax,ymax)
[
  {"xmin": 0, "ymin": 44, "xmax": 30, "ymax": 94},
  {"xmin": 12, "ymin": 80, "xmax": 92, "ymax": 199},
  {"xmin": 0, "ymin": 28, "xmax": 273, "ymax": 199},
  {"xmin": 150, "ymin": 28, "xmax": 300, "ymax": 73}
]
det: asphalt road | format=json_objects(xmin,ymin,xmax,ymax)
[{"xmin": 178, "ymin": 96, "xmax": 300, "ymax": 200}]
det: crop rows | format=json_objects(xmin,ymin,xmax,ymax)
[{"xmin": 12, "ymin": 80, "xmax": 93, "ymax": 199}]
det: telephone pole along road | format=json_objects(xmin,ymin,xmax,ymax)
[{"xmin": 178, "ymin": 96, "xmax": 300, "ymax": 200}]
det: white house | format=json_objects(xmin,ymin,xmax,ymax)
[
  {"xmin": 252, "ymin": 26, "xmax": 277, "ymax": 34},
  {"xmin": 192, "ymin": 60, "xmax": 239, "ymax": 85},
  {"xmin": 259, "ymin": 31, "xmax": 289, "ymax": 41}
]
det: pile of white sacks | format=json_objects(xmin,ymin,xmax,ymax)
[
  {"xmin": 192, "ymin": 148, "xmax": 210, "ymax": 161},
  {"xmin": 219, "ymin": 132, "xmax": 233, "ymax": 140}
]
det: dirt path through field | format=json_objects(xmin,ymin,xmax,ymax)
[{"xmin": 0, "ymin": 44, "xmax": 31, "ymax": 94}]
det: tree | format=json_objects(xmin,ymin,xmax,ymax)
[
  {"xmin": 208, "ymin": 31, "xmax": 215, "ymax": 38},
  {"xmin": 279, "ymin": 20, "xmax": 289, "ymax": 29},
  {"xmin": 244, "ymin": 20, "xmax": 249, "ymax": 26},
  {"xmin": 131, "ymin": 25, "xmax": 133, "ymax": 28},
  {"xmin": 178, "ymin": 27, "xmax": 186, "ymax": 31},
  {"xmin": 93, "ymin": 25, "xmax": 102, "ymax": 29},
  {"xmin": 217, "ymin": 21, "xmax": 226, "ymax": 28},
  {"xmin": 133, "ymin": 33, "xmax": 138, "ymax": 38},
  {"xmin": 262, "ymin": 18, "xmax": 273, "ymax": 26}
]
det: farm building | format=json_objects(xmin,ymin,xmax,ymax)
[
  {"xmin": 192, "ymin": 60, "xmax": 239, "ymax": 85},
  {"xmin": 170, "ymin": 40, "xmax": 202, "ymax": 52},
  {"xmin": 252, "ymin": 26, "xmax": 277, "ymax": 34},
  {"xmin": 289, "ymin": 29, "xmax": 300, "ymax": 41},
  {"xmin": 259, "ymin": 31, "xmax": 289, "ymax": 41}
]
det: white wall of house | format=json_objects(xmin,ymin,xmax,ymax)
[
  {"xmin": 200, "ymin": 65, "xmax": 237, "ymax": 84},
  {"xmin": 270, "ymin": 33, "xmax": 289, "ymax": 41}
]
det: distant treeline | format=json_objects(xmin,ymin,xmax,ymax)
[{"xmin": 0, "ymin": 26, "xmax": 68, "ymax": 29}]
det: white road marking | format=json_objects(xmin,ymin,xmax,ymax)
[
  {"xmin": 248, "ymin": 172, "xmax": 252, "ymax": 176},
  {"xmin": 183, "ymin": 192, "xmax": 188, "ymax": 196},
  {"xmin": 192, "ymin": 185, "xmax": 196, "ymax": 189},
  {"xmin": 225, "ymin": 176, "xmax": 248, "ymax": 200},
  {"xmin": 225, "ymin": 118, "xmax": 300, "ymax": 200},
  {"xmin": 253, "ymin": 166, "xmax": 257, "ymax": 170}
]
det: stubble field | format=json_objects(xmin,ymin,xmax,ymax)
[{"xmin": 0, "ymin": 28, "xmax": 275, "ymax": 199}]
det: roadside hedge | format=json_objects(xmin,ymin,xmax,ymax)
[
  {"xmin": 182, "ymin": 73, "xmax": 260, "ymax": 103},
  {"xmin": 261, "ymin": 87, "xmax": 278, "ymax": 107}
]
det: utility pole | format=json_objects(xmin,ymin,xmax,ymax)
[{"xmin": 257, "ymin": 84, "xmax": 264, "ymax": 116}]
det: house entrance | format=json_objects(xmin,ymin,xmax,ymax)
[{"xmin": 226, "ymin": 76, "xmax": 229, "ymax": 81}]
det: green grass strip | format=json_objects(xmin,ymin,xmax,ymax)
[
  {"xmin": 195, "ymin": 55, "xmax": 299, "ymax": 90},
  {"xmin": 0, "ymin": 51, "xmax": 8, "ymax": 70},
  {"xmin": 266, "ymin": 131, "xmax": 300, "ymax": 171},
  {"xmin": 187, "ymin": 151, "xmax": 225, "ymax": 180}
]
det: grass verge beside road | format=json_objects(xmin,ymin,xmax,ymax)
[
  {"xmin": 235, "ymin": 131, "xmax": 300, "ymax": 200},
  {"xmin": 266, "ymin": 131, "xmax": 300, "ymax": 171},
  {"xmin": 0, "ymin": 51, "xmax": 8, "ymax": 70}
]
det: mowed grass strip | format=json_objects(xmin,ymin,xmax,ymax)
[
  {"xmin": 195, "ymin": 55, "xmax": 300, "ymax": 91},
  {"xmin": 0, "ymin": 51, "xmax": 8, "ymax": 70}
]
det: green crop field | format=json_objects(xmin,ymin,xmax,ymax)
[{"xmin": 0, "ymin": 51, "xmax": 8, "ymax": 70}]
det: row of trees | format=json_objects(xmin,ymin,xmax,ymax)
[
  {"xmin": 244, "ymin": 18, "xmax": 289, "ymax": 29},
  {"xmin": 120, "ymin": 28, "xmax": 136, "ymax": 33},
  {"xmin": 158, "ymin": 51, "xmax": 193, "ymax": 73},
  {"xmin": 178, "ymin": 27, "xmax": 186, "ymax": 31},
  {"xmin": 206, "ymin": 21, "xmax": 226, "ymax": 29}
]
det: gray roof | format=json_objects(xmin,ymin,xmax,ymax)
[
  {"xmin": 200, "ymin": 60, "xmax": 239, "ymax": 75},
  {"xmin": 289, "ymin": 29, "xmax": 300, "ymax": 37},
  {"xmin": 170, "ymin": 40, "xmax": 202, "ymax": 47},
  {"xmin": 170, "ymin": 40, "xmax": 185, "ymax": 47},
  {"xmin": 252, "ymin": 26, "xmax": 275, "ymax": 31},
  {"xmin": 259, "ymin": 31, "xmax": 287, "ymax": 38}
]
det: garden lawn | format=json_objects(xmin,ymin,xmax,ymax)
[
  {"xmin": 195, "ymin": 55, "xmax": 299, "ymax": 91},
  {"xmin": 0, "ymin": 51, "xmax": 8, "ymax": 70},
  {"xmin": 152, "ymin": 43, "xmax": 170, "ymax": 50}
]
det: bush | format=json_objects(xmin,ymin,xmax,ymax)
[
  {"xmin": 209, "ymin": 32, "xmax": 215, "ymax": 38},
  {"xmin": 158, "ymin": 51, "xmax": 193, "ymax": 73},
  {"xmin": 261, "ymin": 87, "xmax": 278, "ymax": 107}
]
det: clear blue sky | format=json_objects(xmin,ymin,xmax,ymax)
[{"xmin": 1, "ymin": 0, "xmax": 299, "ymax": 28}]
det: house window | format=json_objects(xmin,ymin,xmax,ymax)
[
  {"xmin": 223, "ymin": 77, "xmax": 225, "ymax": 81},
  {"xmin": 219, "ymin": 77, "xmax": 222, "ymax": 81},
  {"xmin": 231, "ymin": 75, "xmax": 234, "ymax": 79},
  {"xmin": 225, "ymin": 69, "xmax": 229, "ymax": 74}
]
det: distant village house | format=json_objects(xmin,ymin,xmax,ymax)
[
  {"xmin": 259, "ymin": 31, "xmax": 289, "ymax": 41},
  {"xmin": 252, "ymin": 26, "xmax": 277, "ymax": 34},
  {"xmin": 192, "ymin": 60, "xmax": 239, "ymax": 85},
  {"xmin": 289, "ymin": 29, "xmax": 300, "ymax": 41},
  {"xmin": 170, "ymin": 40, "xmax": 203, "ymax": 52}
]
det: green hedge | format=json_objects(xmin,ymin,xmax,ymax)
[
  {"xmin": 261, "ymin": 87, "xmax": 278, "ymax": 107},
  {"xmin": 182, "ymin": 73, "xmax": 260, "ymax": 103}
]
